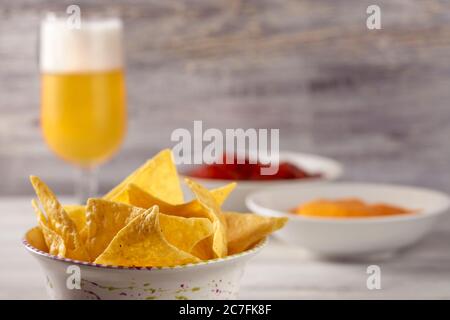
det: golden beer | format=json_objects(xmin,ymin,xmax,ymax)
[
  {"xmin": 41, "ymin": 69, "xmax": 126, "ymax": 167},
  {"xmin": 40, "ymin": 16, "xmax": 126, "ymax": 170}
]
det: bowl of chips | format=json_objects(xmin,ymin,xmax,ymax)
[{"xmin": 23, "ymin": 150, "xmax": 287, "ymax": 300}]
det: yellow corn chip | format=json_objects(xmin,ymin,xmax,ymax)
[
  {"xmin": 25, "ymin": 226, "xmax": 48, "ymax": 252},
  {"xmin": 224, "ymin": 212, "xmax": 288, "ymax": 254},
  {"xmin": 185, "ymin": 179, "xmax": 228, "ymax": 258},
  {"xmin": 29, "ymin": 176, "xmax": 90, "ymax": 261},
  {"xmin": 31, "ymin": 199, "xmax": 66, "ymax": 257},
  {"xmin": 126, "ymin": 180, "xmax": 229, "ymax": 258},
  {"xmin": 64, "ymin": 205, "xmax": 87, "ymax": 240},
  {"xmin": 159, "ymin": 214, "xmax": 213, "ymax": 253},
  {"xmin": 32, "ymin": 198, "xmax": 48, "ymax": 227},
  {"xmin": 84, "ymin": 198, "xmax": 213, "ymax": 260},
  {"xmin": 205, "ymin": 182, "xmax": 236, "ymax": 207},
  {"xmin": 126, "ymin": 182, "xmax": 235, "ymax": 217},
  {"xmin": 94, "ymin": 206, "xmax": 200, "ymax": 267},
  {"xmin": 190, "ymin": 238, "xmax": 214, "ymax": 260},
  {"xmin": 103, "ymin": 149, "xmax": 184, "ymax": 205},
  {"xmin": 40, "ymin": 223, "xmax": 67, "ymax": 257},
  {"xmin": 126, "ymin": 183, "xmax": 204, "ymax": 218},
  {"xmin": 84, "ymin": 199, "xmax": 145, "ymax": 260},
  {"xmin": 126, "ymin": 181, "xmax": 234, "ymax": 260}
]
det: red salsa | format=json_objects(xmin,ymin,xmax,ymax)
[{"xmin": 185, "ymin": 154, "xmax": 321, "ymax": 180}]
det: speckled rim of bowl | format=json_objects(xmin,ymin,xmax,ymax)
[
  {"xmin": 179, "ymin": 151, "xmax": 343, "ymax": 185},
  {"xmin": 22, "ymin": 234, "xmax": 268, "ymax": 271}
]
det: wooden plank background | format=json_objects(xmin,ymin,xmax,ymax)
[{"xmin": 1, "ymin": 0, "xmax": 450, "ymax": 195}]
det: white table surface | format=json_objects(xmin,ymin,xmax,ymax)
[{"xmin": 1, "ymin": 197, "xmax": 450, "ymax": 300}]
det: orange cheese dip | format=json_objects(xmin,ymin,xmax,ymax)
[{"xmin": 291, "ymin": 198, "xmax": 416, "ymax": 218}]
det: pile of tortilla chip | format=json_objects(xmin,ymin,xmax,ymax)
[{"xmin": 26, "ymin": 149, "xmax": 287, "ymax": 267}]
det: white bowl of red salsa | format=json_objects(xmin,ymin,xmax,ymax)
[{"xmin": 180, "ymin": 151, "xmax": 343, "ymax": 211}]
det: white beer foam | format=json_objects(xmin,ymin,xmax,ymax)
[{"xmin": 40, "ymin": 17, "xmax": 123, "ymax": 73}]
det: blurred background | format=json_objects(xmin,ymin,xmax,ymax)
[{"xmin": 1, "ymin": 0, "xmax": 450, "ymax": 196}]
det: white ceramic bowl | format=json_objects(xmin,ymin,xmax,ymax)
[
  {"xmin": 23, "ymin": 234, "xmax": 267, "ymax": 300},
  {"xmin": 246, "ymin": 183, "xmax": 450, "ymax": 258},
  {"xmin": 180, "ymin": 152, "xmax": 343, "ymax": 211}
]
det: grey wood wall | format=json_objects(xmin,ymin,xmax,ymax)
[{"xmin": 1, "ymin": 0, "xmax": 450, "ymax": 196}]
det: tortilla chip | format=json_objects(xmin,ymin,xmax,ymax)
[
  {"xmin": 25, "ymin": 226, "xmax": 48, "ymax": 252},
  {"xmin": 224, "ymin": 212, "xmax": 288, "ymax": 254},
  {"xmin": 159, "ymin": 214, "xmax": 213, "ymax": 253},
  {"xmin": 32, "ymin": 198, "xmax": 48, "ymax": 227},
  {"xmin": 190, "ymin": 238, "xmax": 214, "ymax": 260},
  {"xmin": 29, "ymin": 176, "xmax": 90, "ymax": 261},
  {"xmin": 207, "ymin": 182, "xmax": 236, "ymax": 206},
  {"xmin": 31, "ymin": 199, "xmax": 66, "ymax": 257},
  {"xmin": 84, "ymin": 198, "xmax": 212, "ymax": 260},
  {"xmin": 94, "ymin": 206, "xmax": 200, "ymax": 267},
  {"xmin": 64, "ymin": 205, "xmax": 86, "ymax": 240},
  {"xmin": 126, "ymin": 182, "xmax": 235, "ymax": 217},
  {"xmin": 127, "ymin": 179, "xmax": 230, "ymax": 259},
  {"xmin": 84, "ymin": 199, "xmax": 145, "ymax": 260},
  {"xmin": 40, "ymin": 223, "xmax": 67, "ymax": 257},
  {"xmin": 125, "ymin": 181, "xmax": 234, "ymax": 260},
  {"xmin": 185, "ymin": 179, "xmax": 228, "ymax": 258},
  {"xmin": 103, "ymin": 149, "xmax": 184, "ymax": 205}
]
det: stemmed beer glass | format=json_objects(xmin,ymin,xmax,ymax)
[{"xmin": 39, "ymin": 13, "xmax": 126, "ymax": 202}]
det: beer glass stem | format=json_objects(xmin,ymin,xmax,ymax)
[{"xmin": 75, "ymin": 167, "xmax": 98, "ymax": 204}]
